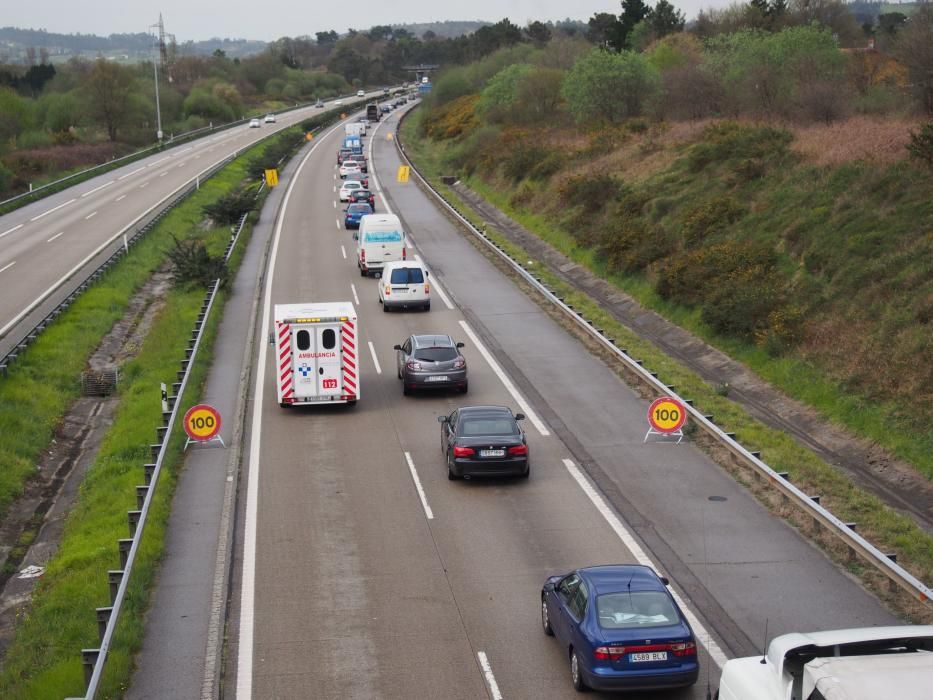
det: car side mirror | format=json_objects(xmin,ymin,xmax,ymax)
[
  {"xmin": 456, "ymin": 342, "xmax": 464, "ymax": 348},
  {"xmin": 515, "ymin": 413, "xmax": 525, "ymax": 421},
  {"xmin": 352, "ymin": 232, "xmax": 359, "ymax": 240},
  {"xmin": 425, "ymin": 270, "xmax": 430, "ymax": 277},
  {"xmin": 543, "ymin": 581, "xmax": 556, "ymax": 593},
  {"xmin": 660, "ymin": 576, "xmax": 669, "ymax": 586},
  {"xmin": 437, "ymin": 416, "xmax": 447, "ymax": 423},
  {"xmin": 393, "ymin": 344, "xmax": 401, "ymax": 351}
]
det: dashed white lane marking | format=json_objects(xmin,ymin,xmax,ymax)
[
  {"xmin": 115, "ymin": 194, "xmax": 127, "ymax": 202},
  {"xmin": 147, "ymin": 156, "xmax": 170, "ymax": 167},
  {"xmin": 85, "ymin": 212, "xmax": 97, "ymax": 220},
  {"xmin": 367, "ymin": 341, "xmax": 382, "ymax": 374},
  {"xmin": 333, "ymin": 200, "xmax": 336, "ymax": 208},
  {"xmin": 47, "ymin": 231, "xmax": 64, "ymax": 243},
  {"xmin": 178, "ymin": 162, "xmax": 187, "ymax": 168},
  {"xmin": 140, "ymin": 182, "xmax": 149, "ymax": 188},
  {"xmin": 30, "ymin": 198, "xmax": 76, "ymax": 222},
  {"xmin": 0, "ymin": 224, "xmax": 23, "ymax": 239},
  {"xmin": 404, "ymin": 452, "xmax": 434, "ymax": 520},
  {"xmin": 160, "ymin": 171, "xmax": 168, "ymax": 177},
  {"xmin": 335, "ymin": 218, "xmax": 340, "ymax": 230},
  {"xmin": 477, "ymin": 652, "xmax": 503, "ymax": 700},
  {"xmin": 414, "ymin": 254, "xmax": 454, "ymax": 310},
  {"xmin": 458, "ymin": 320, "xmax": 549, "ymax": 437},
  {"xmin": 118, "ymin": 167, "xmax": 145, "ymax": 181},
  {"xmin": 80, "ymin": 180, "xmax": 114, "ymax": 197},
  {"xmin": 341, "ymin": 245, "xmax": 347, "ymax": 259},
  {"xmin": 350, "ymin": 283, "xmax": 360, "ymax": 306},
  {"xmin": 333, "ymin": 184, "xmax": 336, "ymax": 193},
  {"xmin": 562, "ymin": 458, "xmax": 729, "ymax": 669},
  {"xmin": 0, "ymin": 261, "xmax": 16, "ymax": 273}
]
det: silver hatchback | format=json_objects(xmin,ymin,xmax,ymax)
[{"xmin": 394, "ymin": 334, "xmax": 467, "ymax": 395}]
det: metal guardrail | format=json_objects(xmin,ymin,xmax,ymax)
[{"xmin": 392, "ymin": 109, "xmax": 933, "ymax": 611}]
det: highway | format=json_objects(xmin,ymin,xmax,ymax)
[
  {"xmin": 0, "ymin": 92, "xmax": 383, "ymax": 356},
  {"xmin": 226, "ymin": 104, "xmax": 898, "ymax": 699}
]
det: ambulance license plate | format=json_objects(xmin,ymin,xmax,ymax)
[
  {"xmin": 630, "ymin": 652, "xmax": 667, "ymax": 662},
  {"xmin": 425, "ymin": 375, "xmax": 448, "ymax": 382},
  {"xmin": 479, "ymin": 449, "xmax": 505, "ymax": 458}
]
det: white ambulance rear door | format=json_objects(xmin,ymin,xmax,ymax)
[{"xmin": 291, "ymin": 323, "xmax": 343, "ymax": 399}]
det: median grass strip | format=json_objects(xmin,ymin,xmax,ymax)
[
  {"xmin": 0, "ymin": 111, "xmax": 341, "ymax": 695},
  {"xmin": 399, "ymin": 114, "xmax": 933, "ymax": 615}
]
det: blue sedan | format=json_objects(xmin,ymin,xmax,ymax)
[
  {"xmin": 541, "ymin": 565, "xmax": 699, "ymax": 692},
  {"xmin": 344, "ymin": 203, "xmax": 373, "ymax": 229}
]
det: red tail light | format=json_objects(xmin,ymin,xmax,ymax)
[
  {"xmin": 424, "ymin": 283, "xmax": 430, "ymax": 294},
  {"xmin": 406, "ymin": 360, "xmax": 422, "ymax": 370},
  {"xmin": 507, "ymin": 445, "xmax": 528, "ymax": 456},
  {"xmin": 594, "ymin": 646, "xmax": 627, "ymax": 661},
  {"xmin": 453, "ymin": 358, "xmax": 465, "ymax": 369},
  {"xmin": 453, "ymin": 446, "xmax": 475, "ymax": 457},
  {"xmin": 384, "ymin": 285, "xmax": 391, "ymax": 296},
  {"xmin": 671, "ymin": 642, "xmax": 696, "ymax": 657},
  {"xmin": 360, "ymin": 249, "xmax": 365, "ymax": 261},
  {"xmin": 594, "ymin": 641, "xmax": 696, "ymax": 661},
  {"xmin": 402, "ymin": 247, "xmax": 407, "ymax": 260}
]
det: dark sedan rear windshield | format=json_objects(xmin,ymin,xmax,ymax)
[
  {"xmin": 413, "ymin": 347, "xmax": 456, "ymax": 362},
  {"xmin": 391, "ymin": 268, "xmax": 425, "ymax": 284},
  {"xmin": 460, "ymin": 417, "xmax": 517, "ymax": 436},
  {"xmin": 596, "ymin": 591, "xmax": 679, "ymax": 629}
]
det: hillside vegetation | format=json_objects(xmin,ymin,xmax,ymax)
[{"xmin": 412, "ymin": 11, "xmax": 933, "ymax": 474}]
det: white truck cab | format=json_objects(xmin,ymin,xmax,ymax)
[
  {"xmin": 355, "ymin": 214, "xmax": 406, "ymax": 277},
  {"xmin": 273, "ymin": 302, "xmax": 358, "ymax": 406},
  {"xmin": 716, "ymin": 626, "xmax": 933, "ymax": 700}
]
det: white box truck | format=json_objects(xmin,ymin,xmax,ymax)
[
  {"xmin": 345, "ymin": 122, "xmax": 364, "ymax": 138},
  {"xmin": 355, "ymin": 214, "xmax": 406, "ymax": 277},
  {"xmin": 716, "ymin": 625, "xmax": 933, "ymax": 700},
  {"xmin": 273, "ymin": 302, "xmax": 359, "ymax": 406}
]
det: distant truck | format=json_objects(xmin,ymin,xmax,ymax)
[
  {"xmin": 273, "ymin": 302, "xmax": 359, "ymax": 406},
  {"xmin": 367, "ymin": 103, "xmax": 381, "ymax": 121},
  {"xmin": 716, "ymin": 625, "xmax": 933, "ymax": 700},
  {"xmin": 345, "ymin": 122, "xmax": 364, "ymax": 138}
]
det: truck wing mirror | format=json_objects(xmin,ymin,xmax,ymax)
[
  {"xmin": 393, "ymin": 344, "xmax": 402, "ymax": 351},
  {"xmin": 515, "ymin": 413, "xmax": 525, "ymax": 421}
]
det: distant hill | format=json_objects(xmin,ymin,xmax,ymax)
[{"xmin": 0, "ymin": 26, "xmax": 266, "ymax": 63}]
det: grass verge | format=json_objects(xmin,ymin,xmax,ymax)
[{"xmin": 399, "ymin": 112, "xmax": 933, "ymax": 619}]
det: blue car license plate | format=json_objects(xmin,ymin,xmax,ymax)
[{"xmin": 630, "ymin": 652, "xmax": 667, "ymax": 662}]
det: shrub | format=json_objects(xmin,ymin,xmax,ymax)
[
  {"xmin": 599, "ymin": 216, "xmax": 674, "ymax": 274},
  {"xmin": 907, "ymin": 123, "xmax": 933, "ymax": 168},
  {"xmin": 701, "ymin": 265, "xmax": 782, "ymax": 339},
  {"xmin": 558, "ymin": 172, "xmax": 623, "ymax": 211},
  {"xmin": 202, "ymin": 188, "xmax": 257, "ymax": 225},
  {"xmin": 681, "ymin": 195, "xmax": 746, "ymax": 246},
  {"xmin": 422, "ymin": 94, "xmax": 480, "ymax": 141},
  {"xmin": 167, "ymin": 235, "xmax": 229, "ymax": 289},
  {"xmin": 686, "ymin": 122, "xmax": 792, "ymax": 173},
  {"xmin": 561, "ymin": 48, "xmax": 662, "ymax": 125}
]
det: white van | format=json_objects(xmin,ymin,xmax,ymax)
[
  {"xmin": 379, "ymin": 261, "xmax": 430, "ymax": 311},
  {"xmin": 355, "ymin": 214, "xmax": 406, "ymax": 277}
]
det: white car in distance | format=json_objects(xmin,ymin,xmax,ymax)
[
  {"xmin": 248, "ymin": 118, "xmax": 261, "ymax": 128},
  {"xmin": 264, "ymin": 113, "xmax": 276, "ymax": 123},
  {"xmin": 339, "ymin": 161, "xmax": 362, "ymax": 178},
  {"xmin": 339, "ymin": 180, "xmax": 363, "ymax": 202}
]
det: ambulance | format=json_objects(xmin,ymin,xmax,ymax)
[{"xmin": 273, "ymin": 302, "xmax": 359, "ymax": 406}]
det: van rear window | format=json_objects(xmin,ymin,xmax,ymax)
[
  {"xmin": 363, "ymin": 231, "xmax": 402, "ymax": 243},
  {"xmin": 390, "ymin": 267, "xmax": 424, "ymax": 284}
]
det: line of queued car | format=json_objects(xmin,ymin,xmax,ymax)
[{"xmin": 329, "ymin": 103, "xmax": 701, "ymax": 695}]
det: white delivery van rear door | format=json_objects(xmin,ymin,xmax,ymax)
[{"xmin": 292, "ymin": 323, "xmax": 343, "ymax": 399}]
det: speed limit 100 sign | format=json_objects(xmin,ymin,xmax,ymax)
[
  {"xmin": 647, "ymin": 396, "xmax": 687, "ymax": 434},
  {"xmin": 183, "ymin": 404, "xmax": 222, "ymax": 442}
]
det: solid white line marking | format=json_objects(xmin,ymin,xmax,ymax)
[
  {"xmin": 477, "ymin": 652, "xmax": 503, "ymax": 700},
  {"xmin": 415, "ymin": 255, "xmax": 454, "ymax": 310},
  {"xmin": 404, "ymin": 452, "xmax": 434, "ymax": 520},
  {"xmin": 341, "ymin": 245, "xmax": 347, "ymax": 259},
  {"xmin": 117, "ymin": 167, "xmax": 145, "ymax": 181},
  {"xmin": 238, "ymin": 121, "xmax": 345, "ymax": 700},
  {"xmin": 85, "ymin": 211, "xmax": 97, "ymax": 220},
  {"xmin": 458, "ymin": 320, "xmax": 549, "ymax": 437},
  {"xmin": 47, "ymin": 231, "xmax": 64, "ymax": 243},
  {"xmin": 367, "ymin": 341, "xmax": 382, "ymax": 374},
  {"xmin": 0, "ymin": 261, "xmax": 16, "ymax": 273},
  {"xmin": 0, "ymin": 224, "xmax": 23, "ymax": 239},
  {"xmin": 350, "ymin": 283, "xmax": 360, "ymax": 306},
  {"xmin": 30, "ymin": 198, "xmax": 76, "ymax": 222},
  {"xmin": 115, "ymin": 194, "xmax": 127, "ymax": 202},
  {"xmin": 562, "ymin": 458, "xmax": 729, "ymax": 668},
  {"xmin": 80, "ymin": 180, "xmax": 114, "ymax": 197}
]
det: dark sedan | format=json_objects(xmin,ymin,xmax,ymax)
[
  {"xmin": 344, "ymin": 203, "xmax": 373, "ymax": 229},
  {"xmin": 438, "ymin": 405, "xmax": 528, "ymax": 480},
  {"xmin": 348, "ymin": 189, "xmax": 376, "ymax": 210},
  {"xmin": 541, "ymin": 565, "xmax": 699, "ymax": 693}
]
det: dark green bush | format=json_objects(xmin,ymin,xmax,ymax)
[
  {"xmin": 202, "ymin": 188, "xmax": 257, "ymax": 225},
  {"xmin": 167, "ymin": 235, "xmax": 229, "ymax": 289},
  {"xmin": 681, "ymin": 195, "xmax": 746, "ymax": 246},
  {"xmin": 686, "ymin": 122, "xmax": 792, "ymax": 174}
]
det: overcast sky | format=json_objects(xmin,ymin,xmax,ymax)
[{"xmin": 5, "ymin": 1, "xmax": 733, "ymax": 42}]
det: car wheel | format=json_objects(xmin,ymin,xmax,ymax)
[
  {"xmin": 541, "ymin": 598, "xmax": 554, "ymax": 636},
  {"xmin": 360, "ymin": 268, "xmax": 367, "ymax": 277},
  {"xmin": 446, "ymin": 452, "xmax": 459, "ymax": 480},
  {"xmin": 571, "ymin": 650, "xmax": 587, "ymax": 692},
  {"xmin": 383, "ymin": 303, "xmax": 389, "ymax": 313},
  {"xmin": 424, "ymin": 301, "xmax": 430, "ymax": 312},
  {"xmin": 522, "ymin": 464, "xmax": 530, "ymax": 479},
  {"xmin": 403, "ymin": 383, "xmax": 410, "ymax": 396},
  {"xmin": 459, "ymin": 381, "xmax": 468, "ymax": 394}
]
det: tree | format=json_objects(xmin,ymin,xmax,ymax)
[
  {"xmin": 620, "ymin": 0, "xmax": 651, "ymax": 47},
  {"xmin": 478, "ymin": 64, "xmax": 534, "ymax": 121},
  {"xmin": 893, "ymin": 5, "xmax": 933, "ymax": 113},
  {"xmin": 587, "ymin": 12, "xmax": 623, "ymax": 49},
  {"xmin": 368, "ymin": 25, "xmax": 393, "ymax": 42},
  {"xmin": 316, "ymin": 31, "xmax": 338, "ymax": 45},
  {"xmin": 561, "ymin": 47, "xmax": 661, "ymax": 123},
  {"xmin": 83, "ymin": 59, "xmax": 135, "ymax": 141},
  {"xmin": 526, "ymin": 21, "xmax": 552, "ymax": 45},
  {"xmin": 650, "ymin": 0, "xmax": 686, "ymax": 39}
]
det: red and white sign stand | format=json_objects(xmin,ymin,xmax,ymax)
[{"xmin": 644, "ymin": 396, "xmax": 687, "ymax": 444}]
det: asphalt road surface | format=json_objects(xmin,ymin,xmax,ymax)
[
  {"xmin": 227, "ymin": 104, "xmax": 897, "ymax": 700},
  {"xmin": 0, "ymin": 92, "xmax": 385, "ymax": 355}
]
